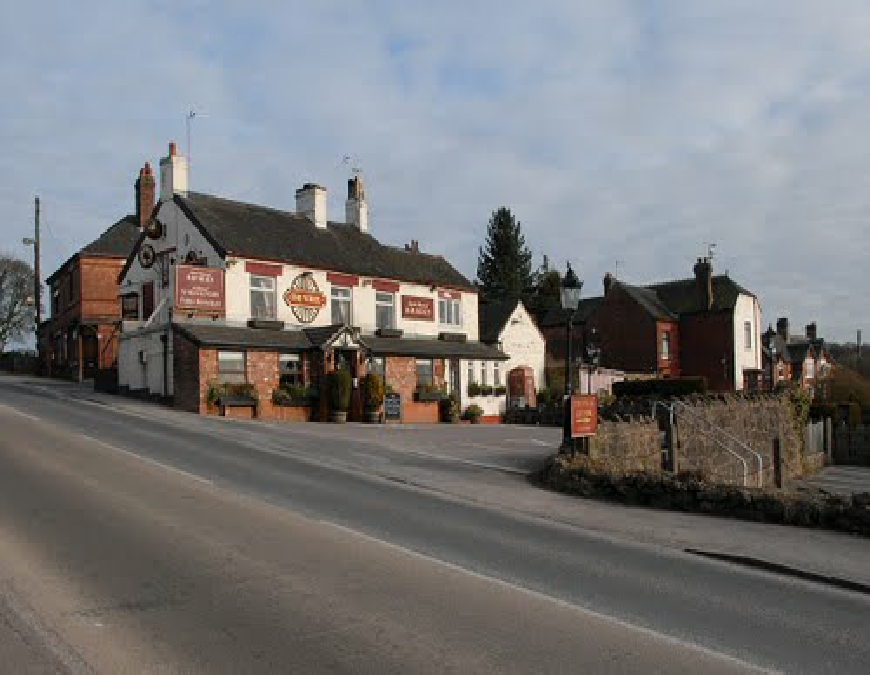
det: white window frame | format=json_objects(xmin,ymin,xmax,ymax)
[
  {"xmin": 218, "ymin": 351, "xmax": 246, "ymax": 384},
  {"xmin": 480, "ymin": 361, "xmax": 487, "ymax": 387},
  {"xmin": 416, "ymin": 358, "xmax": 434, "ymax": 389},
  {"xmin": 662, "ymin": 331, "xmax": 670, "ymax": 360},
  {"xmin": 744, "ymin": 321, "xmax": 752, "ymax": 350},
  {"xmin": 493, "ymin": 362, "xmax": 501, "ymax": 387},
  {"xmin": 375, "ymin": 292, "xmax": 395, "ymax": 330},
  {"xmin": 438, "ymin": 297, "xmax": 462, "ymax": 327},
  {"xmin": 250, "ymin": 274, "xmax": 277, "ymax": 320},
  {"xmin": 331, "ymin": 286, "xmax": 353, "ymax": 325},
  {"xmin": 467, "ymin": 360, "xmax": 475, "ymax": 385}
]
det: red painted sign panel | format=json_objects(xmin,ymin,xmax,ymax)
[
  {"xmin": 245, "ymin": 261, "xmax": 282, "ymax": 277},
  {"xmin": 402, "ymin": 295, "xmax": 434, "ymax": 320},
  {"xmin": 284, "ymin": 289, "xmax": 327, "ymax": 308},
  {"xmin": 571, "ymin": 394, "xmax": 598, "ymax": 438},
  {"xmin": 175, "ymin": 265, "xmax": 225, "ymax": 313}
]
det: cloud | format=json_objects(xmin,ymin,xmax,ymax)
[{"xmin": 1, "ymin": 1, "xmax": 868, "ymax": 342}]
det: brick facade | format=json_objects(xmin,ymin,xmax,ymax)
[{"xmin": 679, "ymin": 311, "xmax": 733, "ymax": 391}]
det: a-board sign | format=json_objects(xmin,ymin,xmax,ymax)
[
  {"xmin": 571, "ymin": 394, "xmax": 598, "ymax": 438},
  {"xmin": 384, "ymin": 392, "xmax": 402, "ymax": 421}
]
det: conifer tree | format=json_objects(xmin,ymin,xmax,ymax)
[{"xmin": 476, "ymin": 207, "xmax": 533, "ymax": 302}]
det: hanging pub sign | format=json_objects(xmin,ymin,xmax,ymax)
[
  {"xmin": 570, "ymin": 394, "xmax": 598, "ymax": 438},
  {"xmin": 284, "ymin": 273, "xmax": 327, "ymax": 324},
  {"xmin": 401, "ymin": 295, "xmax": 434, "ymax": 320},
  {"xmin": 175, "ymin": 264, "xmax": 225, "ymax": 313}
]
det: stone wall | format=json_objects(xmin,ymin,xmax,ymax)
[{"xmin": 586, "ymin": 417, "xmax": 662, "ymax": 473}]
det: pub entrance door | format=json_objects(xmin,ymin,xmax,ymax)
[{"xmin": 449, "ymin": 358, "xmax": 461, "ymax": 403}]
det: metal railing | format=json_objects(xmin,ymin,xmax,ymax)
[{"xmin": 654, "ymin": 400, "xmax": 765, "ymax": 488}]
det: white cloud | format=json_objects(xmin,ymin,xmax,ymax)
[{"xmin": 1, "ymin": 1, "xmax": 868, "ymax": 342}]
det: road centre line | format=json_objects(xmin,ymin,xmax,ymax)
[
  {"xmin": 78, "ymin": 434, "xmax": 213, "ymax": 486},
  {"xmin": 317, "ymin": 519, "xmax": 774, "ymax": 674}
]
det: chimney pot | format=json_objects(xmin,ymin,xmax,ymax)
[
  {"xmin": 693, "ymin": 257, "xmax": 713, "ymax": 310},
  {"xmin": 776, "ymin": 317, "xmax": 790, "ymax": 342},
  {"xmin": 603, "ymin": 272, "xmax": 614, "ymax": 295},
  {"xmin": 135, "ymin": 162, "xmax": 156, "ymax": 229},
  {"xmin": 296, "ymin": 183, "xmax": 327, "ymax": 229},
  {"xmin": 159, "ymin": 141, "xmax": 188, "ymax": 200},
  {"xmin": 806, "ymin": 322, "xmax": 817, "ymax": 341},
  {"xmin": 345, "ymin": 175, "xmax": 369, "ymax": 233},
  {"xmin": 169, "ymin": 142, "xmax": 177, "ymax": 156}
]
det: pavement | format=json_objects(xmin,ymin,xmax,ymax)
[
  {"xmin": 794, "ymin": 465, "xmax": 870, "ymax": 496},
  {"xmin": 0, "ymin": 375, "xmax": 869, "ymax": 672}
]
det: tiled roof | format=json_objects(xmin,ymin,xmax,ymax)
[
  {"xmin": 173, "ymin": 192, "xmax": 474, "ymax": 290},
  {"xmin": 478, "ymin": 299, "xmax": 519, "ymax": 343},
  {"xmin": 618, "ymin": 283, "xmax": 677, "ymax": 320},
  {"xmin": 173, "ymin": 322, "xmax": 311, "ymax": 350},
  {"xmin": 47, "ymin": 215, "xmax": 141, "ymax": 283}
]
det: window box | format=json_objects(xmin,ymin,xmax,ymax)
[{"xmin": 414, "ymin": 386, "xmax": 446, "ymax": 402}]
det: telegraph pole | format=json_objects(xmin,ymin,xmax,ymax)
[{"xmin": 34, "ymin": 196, "xmax": 41, "ymax": 330}]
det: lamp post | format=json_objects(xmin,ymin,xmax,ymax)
[
  {"xmin": 769, "ymin": 342, "xmax": 777, "ymax": 392},
  {"xmin": 560, "ymin": 263, "xmax": 583, "ymax": 454}
]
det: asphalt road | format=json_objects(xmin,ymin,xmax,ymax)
[{"xmin": 0, "ymin": 379, "xmax": 868, "ymax": 673}]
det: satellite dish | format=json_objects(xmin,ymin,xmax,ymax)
[{"xmin": 139, "ymin": 244, "xmax": 156, "ymax": 269}]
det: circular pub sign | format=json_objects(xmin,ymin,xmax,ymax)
[{"xmin": 284, "ymin": 273, "xmax": 327, "ymax": 324}]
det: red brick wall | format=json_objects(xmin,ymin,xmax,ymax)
[
  {"xmin": 590, "ymin": 286, "xmax": 658, "ymax": 373},
  {"xmin": 679, "ymin": 311, "xmax": 734, "ymax": 391},
  {"xmin": 247, "ymin": 351, "xmax": 280, "ymax": 420},
  {"xmin": 80, "ymin": 257, "xmax": 125, "ymax": 321},
  {"xmin": 384, "ymin": 356, "xmax": 443, "ymax": 424},
  {"xmin": 656, "ymin": 320, "xmax": 680, "ymax": 376}
]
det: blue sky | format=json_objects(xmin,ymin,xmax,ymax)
[{"xmin": 2, "ymin": 1, "xmax": 869, "ymax": 342}]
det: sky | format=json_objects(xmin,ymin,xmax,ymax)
[{"xmin": 2, "ymin": 0, "xmax": 868, "ymax": 343}]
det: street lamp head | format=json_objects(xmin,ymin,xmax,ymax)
[
  {"xmin": 22, "ymin": 237, "xmax": 35, "ymax": 246},
  {"xmin": 560, "ymin": 262, "xmax": 583, "ymax": 311}
]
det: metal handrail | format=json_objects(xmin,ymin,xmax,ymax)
[{"xmin": 671, "ymin": 401, "xmax": 764, "ymax": 488}]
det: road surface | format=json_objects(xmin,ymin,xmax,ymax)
[{"xmin": 0, "ymin": 378, "xmax": 867, "ymax": 673}]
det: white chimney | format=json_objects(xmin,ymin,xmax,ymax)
[
  {"xmin": 296, "ymin": 183, "xmax": 327, "ymax": 229},
  {"xmin": 159, "ymin": 141, "xmax": 188, "ymax": 200},
  {"xmin": 345, "ymin": 175, "xmax": 368, "ymax": 233}
]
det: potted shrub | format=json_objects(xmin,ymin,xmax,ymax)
[
  {"xmin": 361, "ymin": 373, "xmax": 385, "ymax": 423},
  {"xmin": 462, "ymin": 404, "xmax": 484, "ymax": 424},
  {"xmin": 327, "ymin": 370, "xmax": 352, "ymax": 423},
  {"xmin": 440, "ymin": 394, "xmax": 459, "ymax": 423}
]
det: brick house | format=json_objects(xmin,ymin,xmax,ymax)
[
  {"xmin": 40, "ymin": 168, "xmax": 149, "ymax": 379},
  {"xmin": 117, "ymin": 142, "xmax": 506, "ymax": 422},
  {"xmin": 539, "ymin": 258, "xmax": 763, "ymax": 392},
  {"xmin": 762, "ymin": 319, "xmax": 831, "ymax": 397}
]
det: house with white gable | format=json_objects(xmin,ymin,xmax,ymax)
[{"xmin": 117, "ymin": 142, "xmax": 507, "ymax": 422}]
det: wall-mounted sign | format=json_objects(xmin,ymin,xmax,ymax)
[
  {"xmin": 285, "ymin": 273, "xmax": 326, "ymax": 324},
  {"xmin": 402, "ymin": 295, "xmax": 434, "ymax": 320},
  {"xmin": 175, "ymin": 264, "xmax": 225, "ymax": 313},
  {"xmin": 570, "ymin": 394, "xmax": 598, "ymax": 438}
]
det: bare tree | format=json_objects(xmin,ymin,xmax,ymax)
[{"xmin": 0, "ymin": 254, "xmax": 36, "ymax": 353}]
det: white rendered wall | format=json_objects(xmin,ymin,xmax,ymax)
[{"xmin": 733, "ymin": 293, "xmax": 762, "ymax": 390}]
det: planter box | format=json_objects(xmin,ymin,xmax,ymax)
[
  {"xmin": 414, "ymin": 391, "xmax": 445, "ymax": 402},
  {"xmin": 219, "ymin": 396, "xmax": 258, "ymax": 407}
]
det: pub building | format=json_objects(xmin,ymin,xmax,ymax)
[{"xmin": 117, "ymin": 142, "xmax": 507, "ymax": 422}]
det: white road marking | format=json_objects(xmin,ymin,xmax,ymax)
[
  {"xmin": 0, "ymin": 404, "xmax": 41, "ymax": 422},
  {"xmin": 317, "ymin": 519, "xmax": 774, "ymax": 674},
  {"xmin": 78, "ymin": 434, "xmax": 213, "ymax": 486}
]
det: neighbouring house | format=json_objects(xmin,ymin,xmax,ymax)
[
  {"xmin": 762, "ymin": 319, "xmax": 832, "ymax": 397},
  {"xmin": 117, "ymin": 142, "xmax": 506, "ymax": 422},
  {"xmin": 539, "ymin": 258, "xmax": 763, "ymax": 392},
  {"xmin": 476, "ymin": 299, "xmax": 546, "ymax": 418},
  {"xmin": 40, "ymin": 166, "xmax": 151, "ymax": 380}
]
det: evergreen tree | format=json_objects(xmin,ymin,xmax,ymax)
[
  {"xmin": 528, "ymin": 254, "xmax": 562, "ymax": 313},
  {"xmin": 476, "ymin": 207, "xmax": 533, "ymax": 302}
]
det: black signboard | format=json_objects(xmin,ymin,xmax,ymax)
[{"xmin": 384, "ymin": 393, "xmax": 402, "ymax": 421}]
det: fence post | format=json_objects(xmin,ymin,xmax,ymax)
[{"xmin": 773, "ymin": 437, "xmax": 782, "ymax": 489}]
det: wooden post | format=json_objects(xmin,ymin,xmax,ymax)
[{"xmin": 773, "ymin": 437, "xmax": 782, "ymax": 489}]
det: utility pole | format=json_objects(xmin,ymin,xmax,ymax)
[{"xmin": 34, "ymin": 196, "xmax": 41, "ymax": 331}]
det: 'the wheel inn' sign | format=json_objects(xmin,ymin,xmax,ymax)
[
  {"xmin": 284, "ymin": 273, "xmax": 327, "ymax": 324},
  {"xmin": 175, "ymin": 264, "xmax": 225, "ymax": 314},
  {"xmin": 401, "ymin": 295, "xmax": 434, "ymax": 320}
]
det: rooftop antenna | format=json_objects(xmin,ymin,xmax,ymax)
[
  {"xmin": 614, "ymin": 259, "xmax": 624, "ymax": 280},
  {"xmin": 342, "ymin": 154, "xmax": 363, "ymax": 177},
  {"xmin": 706, "ymin": 242, "xmax": 717, "ymax": 260}
]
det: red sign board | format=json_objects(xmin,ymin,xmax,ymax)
[
  {"xmin": 571, "ymin": 394, "xmax": 598, "ymax": 438},
  {"xmin": 284, "ymin": 289, "xmax": 326, "ymax": 308},
  {"xmin": 175, "ymin": 265, "xmax": 225, "ymax": 313},
  {"xmin": 402, "ymin": 295, "xmax": 434, "ymax": 320}
]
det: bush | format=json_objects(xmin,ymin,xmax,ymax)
[
  {"xmin": 361, "ymin": 373, "xmax": 385, "ymax": 411},
  {"xmin": 462, "ymin": 404, "xmax": 484, "ymax": 423},
  {"xmin": 612, "ymin": 377, "xmax": 707, "ymax": 397},
  {"xmin": 480, "ymin": 385, "xmax": 494, "ymax": 396},
  {"xmin": 272, "ymin": 384, "xmax": 313, "ymax": 406},
  {"xmin": 536, "ymin": 388, "xmax": 553, "ymax": 406},
  {"xmin": 207, "ymin": 381, "xmax": 258, "ymax": 405},
  {"xmin": 440, "ymin": 394, "xmax": 459, "ymax": 422},
  {"xmin": 467, "ymin": 382, "xmax": 482, "ymax": 397},
  {"xmin": 327, "ymin": 370, "xmax": 352, "ymax": 412}
]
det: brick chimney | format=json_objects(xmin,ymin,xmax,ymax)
[
  {"xmin": 806, "ymin": 322, "xmax": 817, "ymax": 341},
  {"xmin": 135, "ymin": 162, "xmax": 155, "ymax": 229},
  {"xmin": 693, "ymin": 257, "xmax": 713, "ymax": 310},
  {"xmin": 603, "ymin": 272, "xmax": 614, "ymax": 296},
  {"xmin": 345, "ymin": 175, "xmax": 368, "ymax": 233},
  {"xmin": 296, "ymin": 183, "xmax": 327, "ymax": 229},
  {"xmin": 159, "ymin": 141, "xmax": 188, "ymax": 200},
  {"xmin": 776, "ymin": 317, "xmax": 790, "ymax": 342}
]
